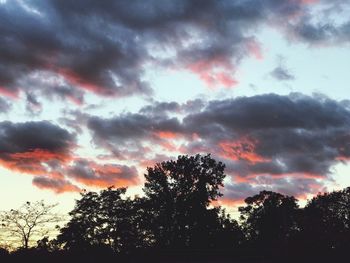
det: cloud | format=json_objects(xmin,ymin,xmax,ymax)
[
  {"xmin": 0, "ymin": 121, "xmax": 74, "ymax": 156},
  {"xmin": 67, "ymin": 159, "xmax": 139, "ymax": 188},
  {"xmin": 221, "ymin": 176, "xmax": 326, "ymax": 204},
  {"xmin": 32, "ymin": 177, "xmax": 80, "ymax": 193},
  {"xmin": 1, "ymin": 93, "xmax": 348, "ymax": 198},
  {"xmin": 87, "ymin": 112, "xmax": 183, "ymax": 160},
  {"xmin": 282, "ymin": 1, "xmax": 350, "ymax": 45},
  {"xmin": 87, "ymin": 93, "xmax": 350, "ymax": 199},
  {"xmin": 139, "ymin": 101, "xmax": 181, "ymax": 116},
  {"xmin": 0, "ymin": 120, "xmax": 142, "ymax": 193},
  {"xmin": 0, "ymin": 97, "xmax": 11, "ymax": 113},
  {"xmin": 1, "ymin": 0, "xmax": 350, "ymax": 200},
  {"xmin": 270, "ymin": 66, "xmax": 295, "ymax": 81},
  {"xmin": 0, "ymin": 121, "xmax": 77, "ymax": 189},
  {"xmin": 183, "ymin": 93, "xmax": 350, "ymax": 176},
  {"xmin": 0, "ymin": 0, "xmax": 328, "ymax": 104}
]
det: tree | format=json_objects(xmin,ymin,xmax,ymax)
[
  {"xmin": 143, "ymin": 154, "xmax": 226, "ymax": 249},
  {"xmin": 211, "ymin": 209, "xmax": 244, "ymax": 249},
  {"xmin": 239, "ymin": 191, "xmax": 299, "ymax": 254},
  {"xmin": 0, "ymin": 201, "xmax": 62, "ymax": 249},
  {"xmin": 57, "ymin": 187, "xmax": 152, "ymax": 253},
  {"xmin": 299, "ymin": 187, "xmax": 350, "ymax": 251}
]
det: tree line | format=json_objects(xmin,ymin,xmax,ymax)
[{"xmin": 1, "ymin": 154, "xmax": 350, "ymax": 262}]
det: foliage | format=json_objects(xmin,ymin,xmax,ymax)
[
  {"xmin": 299, "ymin": 187, "xmax": 350, "ymax": 250},
  {"xmin": 57, "ymin": 187, "xmax": 152, "ymax": 253},
  {"xmin": 143, "ymin": 154, "xmax": 227, "ymax": 248},
  {"xmin": 239, "ymin": 190, "xmax": 300, "ymax": 252}
]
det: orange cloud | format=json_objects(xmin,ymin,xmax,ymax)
[
  {"xmin": 0, "ymin": 149, "xmax": 73, "ymax": 179},
  {"xmin": 0, "ymin": 158, "xmax": 46, "ymax": 175},
  {"xmin": 155, "ymin": 131, "xmax": 180, "ymax": 139},
  {"xmin": 74, "ymin": 177, "xmax": 137, "ymax": 188},
  {"xmin": 159, "ymin": 141, "xmax": 179, "ymax": 152},
  {"xmin": 219, "ymin": 137, "xmax": 269, "ymax": 164},
  {"xmin": 9, "ymin": 149, "xmax": 71, "ymax": 163}
]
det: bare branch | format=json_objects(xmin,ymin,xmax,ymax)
[{"xmin": 0, "ymin": 201, "xmax": 63, "ymax": 249}]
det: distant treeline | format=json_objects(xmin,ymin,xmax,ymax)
[{"xmin": 1, "ymin": 154, "xmax": 350, "ymax": 263}]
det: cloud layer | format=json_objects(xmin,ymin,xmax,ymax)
[
  {"xmin": 0, "ymin": 121, "xmax": 139, "ymax": 192},
  {"xmin": 87, "ymin": 93, "xmax": 350, "ymax": 200},
  {"xmin": 2, "ymin": 0, "xmax": 347, "ymax": 104},
  {"xmin": 1, "ymin": 0, "xmax": 350, "ymax": 204}
]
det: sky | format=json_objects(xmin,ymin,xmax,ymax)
[{"xmin": 0, "ymin": 0, "xmax": 350, "ymax": 215}]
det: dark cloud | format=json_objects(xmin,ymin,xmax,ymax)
[
  {"xmin": 0, "ymin": 121, "xmax": 74, "ymax": 154},
  {"xmin": 0, "ymin": 0, "xmax": 320, "ymax": 104},
  {"xmin": 1, "ymin": 0, "xmax": 350, "ymax": 200},
  {"xmin": 270, "ymin": 66, "xmax": 295, "ymax": 81},
  {"xmin": 88, "ymin": 112, "xmax": 183, "ymax": 159},
  {"xmin": 0, "ymin": 97, "xmax": 11, "ymax": 113},
  {"xmin": 0, "ymin": 121, "xmax": 75, "ymax": 188},
  {"xmin": 183, "ymin": 93, "xmax": 350, "ymax": 177},
  {"xmin": 25, "ymin": 92, "xmax": 42, "ymax": 114},
  {"xmin": 292, "ymin": 22, "xmax": 338, "ymax": 43},
  {"xmin": 0, "ymin": 120, "xmax": 141, "ymax": 193},
  {"xmin": 67, "ymin": 159, "xmax": 139, "ymax": 188},
  {"xmin": 32, "ymin": 177, "xmax": 80, "ymax": 193},
  {"xmin": 284, "ymin": 1, "xmax": 350, "ymax": 45},
  {"xmin": 140, "ymin": 101, "xmax": 181, "ymax": 116},
  {"xmin": 87, "ymin": 93, "xmax": 350, "ymax": 198},
  {"xmin": 184, "ymin": 93, "xmax": 350, "ymax": 132}
]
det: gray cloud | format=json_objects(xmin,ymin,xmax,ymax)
[
  {"xmin": 270, "ymin": 66, "xmax": 295, "ymax": 81},
  {"xmin": 0, "ymin": 121, "xmax": 76, "ymax": 190},
  {"xmin": 0, "ymin": 0, "xmax": 320, "ymax": 104},
  {"xmin": 88, "ymin": 112, "xmax": 183, "ymax": 159},
  {"xmin": 0, "ymin": 121, "xmax": 74, "ymax": 154},
  {"xmin": 223, "ymin": 176, "xmax": 326, "ymax": 202},
  {"xmin": 0, "ymin": 120, "xmax": 141, "ymax": 192},
  {"xmin": 86, "ymin": 93, "xmax": 350, "ymax": 198},
  {"xmin": 32, "ymin": 177, "xmax": 80, "ymax": 193},
  {"xmin": 284, "ymin": 1, "xmax": 350, "ymax": 45},
  {"xmin": 183, "ymin": 93, "xmax": 350, "ymax": 177},
  {"xmin": 0, "ymin": 97, "xmax": 11, "ymax": 113},
  {"xmin": 67, "ymin": 159, "xmax": 139, "ymax": 188}
]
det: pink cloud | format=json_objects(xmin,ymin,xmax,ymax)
[
  {"xmin": 186, "ymin": 56, "xmax": 238, "ymax": 88},
  {"xmin": 0, "ymin": 86, "xmax": 19, "ymax": 99},
  {"xmin": 246, "ymin": 39, "xmax": 263, "ymax": 60},
  {"xmin": 219, "ymin": 137, "xmax": 270, "ymax": 164}
]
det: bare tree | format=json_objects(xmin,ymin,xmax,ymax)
[{"xmin": 0, "ymin": 201, "xmax": 62, "ymax": 249}]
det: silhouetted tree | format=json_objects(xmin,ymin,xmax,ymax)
[
  {"xmin": 143, "ymin": 154, "xmax": 226, "ymax": 249},
  {"xmin": 57, "ymin": 187, "xmax": 152, "ymax": 253},
  {"xmin": 239, "ymin": 191, "xmax": 299, "ymax": 254},
  {"xmin": 212, "ymin": 209, "xmax": 244, "ymax": 249},
  {"xmin": 299, "ymin": 187, "xmax": 350, "ymax": 252},
  {"xmin": 0, "ymin": 201, "xmax": 62, "ymax": 249}
]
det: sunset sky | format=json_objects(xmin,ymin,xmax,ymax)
[{"xmin": 0, "ymin": 0, "xmax": 350, "ymax": 215}]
